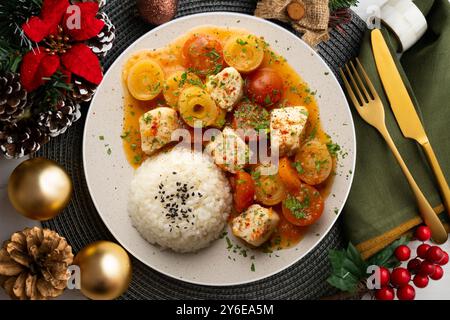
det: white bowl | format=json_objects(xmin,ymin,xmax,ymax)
[{"xmin": 83, "ymin": 12, "xmax": 356, "ymax": 286}]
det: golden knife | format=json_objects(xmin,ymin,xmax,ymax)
[{"xmin": 371, "ymin": 29, "xmax": 450, "ymax": 215}]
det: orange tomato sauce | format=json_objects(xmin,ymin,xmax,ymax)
[{"xmin": 121, "ymin": 26, "xmax": 335, "ymax": 250}]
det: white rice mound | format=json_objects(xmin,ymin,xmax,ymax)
[{"xmin": 128, "ymin": 148, "xmax": 232, "ymax": 253}]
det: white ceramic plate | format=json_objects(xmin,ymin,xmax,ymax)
[{"xmin": 83, "ymin": 12, "xmax": 356, "ymax": 286}]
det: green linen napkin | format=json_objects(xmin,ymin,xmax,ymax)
[{"xmin": 342, "ymin": 0, "xmax": 450, "ymax": 258}]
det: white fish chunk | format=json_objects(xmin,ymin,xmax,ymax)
[
  {"xmin": 270, "ymin": 106, "xmax": 308, "ymax": 156},
  {"xmin": 206, "ymin": 67, "xmax": 244, "ymax": 111},
  {"xmin": 205, "ymin": 127, "xmax": 251, "ymax": 173},
  {"xmin": 139, "ymin": 107, "xmax": 180, "ymax": 155},
  {"xmin": 232, "ymin": 204, "xmax": 280, "ymax": 247}
]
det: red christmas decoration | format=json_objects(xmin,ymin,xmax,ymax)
[
  {"xmin": 374, "ymin": 225, "xmax": 448, "ymax": 300},
  {"xmin": 20, "ymin": 0, "xmax": 104, "ymax": 91},
  {"xmin": 397, "ymin": 284, "xmax": 415, "ymax": 300},
  {"xmin": 394, "ymin": 245, "xmax": 411, "ymax": 261}
]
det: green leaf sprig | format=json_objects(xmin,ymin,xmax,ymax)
[{"xmin": 327, "ymin": 237, "xmax": 409, "ymax": 293}]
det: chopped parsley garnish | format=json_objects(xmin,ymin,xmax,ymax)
[
  {"xmin": 120, "ymin": 131, "xmax": 130, "ymax": 139},
  {"xmin": 273, "ymin": 236, "xmax": 281, "ymax": 246},
  {"xmin": 178, "ymin": 72, "xmax": 188, "ymax": 87},
  {"xmin": 219, "ymin": 231, "xmax": 228, "ymax": 239},
  {"xmin": 148, "ymin": 82, "xmax": 161, "ymax": 95},
  {"xmin": 308, "ymin": 126, "xmax": 317, "ymax": 140},
  {"xmin": 206, "ymin": 48, "xmax": 221, "ymax": 60},
  {"xmin": 268, "ymin": 50, "xmax": 280, "ymax": 64},
  {"xmin": 133, "ymin": 154, "xmax": 142, "ymax": 164},
  {"xmin": 251, "ymin": 170, "xmax": 261, "ymax": 186},
  {"xmin": 284, "ymin": 194, "xmax": 310, "ymax": 219},
  {"xmin": 143, "ymin": 114, "xmax": 153, "ymax": 124},
  {"xmin": 315, "ymin": 159, "xmax": 329, "ymax": 171},
  {"xmin": 99, "ymin": 135, "xmax": 104, "ymax": 141},
  {"xmin": 204, "ymin": 49, "xmax": 223, "ymax": 76},
  {"xmin": 233, "ymin": 103, "xmax": 270, "ymax": 133},
  {"xmin": 251, "ymin": 262, "xmax": 255, "ymax": 272},
  {"xmin": 264, "ymin": 94, "xmax": 272, "ymax": 105},
  {"xmin": 327, "ymin": 142, "xmax": 341, "ymax": 157},
  {"xmin": 210, "ymin": 63, "xmax": 222, "ymax": 75},
  {"xmin": 216, "ymin": 117, "xmax": 226, "ymax": 128},
  {"xmin": 236, "ymin": 38, "xmax": 248, "ymax": 46},
  {"xmin": 106, "ymin": 148, "xmax": 112, "ymax": 155},
  {"xmin": 292, "ymin": 161, "xmax": 304, "ymax": 174},
  {"xmin": 303, "ymin": 96, "xmax": 312, "ymax": 104},
  {"xmin": 225, "ymin": 236, "xmax": 233, "ymax": 250},
  {"xmin": 187, "ymin": 78, "xmax": 204, "ymax": 87}
]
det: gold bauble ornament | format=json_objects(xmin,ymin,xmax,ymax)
[
  {"xmin": 8, "ymin": 157, "xmax": 72, "ymax": 221},
  {"xmin": 74, "ymin": 241, "xmax": 132, "ymax": 300}
]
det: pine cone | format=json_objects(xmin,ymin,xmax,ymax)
[
  {"xmin": 38, "ymin": 99, "xmax": 81, "ymax": 138},
  {"xmin": 68, "ymin": 76, "xmax": 97, "ymax": 103},
  {"xmin": 0, "ymin": 72, "xmax": 30, "ymax": 124},
  {"xmin": 89, "ymin": 12, "xmax": 116, "ymax": 57},
  {"xmin": 0, "ymin": 227, "xmax": 74, "ymax": 300},
  {"xmin": 0, "ymin": 120, "xmax": 48, "ymax": 159}
]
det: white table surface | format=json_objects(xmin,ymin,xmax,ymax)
[{"xmin": 1, "ymin": 0, "xmax": 449, "ymax": 300}]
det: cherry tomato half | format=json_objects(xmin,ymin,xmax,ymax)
[
  {"xmin": 246, "ymin": 68, "xmax": 283, "ymax": 107},
  {"xmin": 182, "ymin": 34, "xmax": 224, "ymax": 77},
  {"xmin": 282, "ymin": 184, "xmax": 324, "ymax": 227},
  {"xmin": 233, "ymin": 171, "xmax": 255, "ymax": 213}
]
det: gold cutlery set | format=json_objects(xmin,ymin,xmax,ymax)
[{"xmin": 340, "ymin": 29, "xmax": 450, "ymax": 244}]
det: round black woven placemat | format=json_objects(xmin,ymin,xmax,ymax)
[{"xmin": 36, "ymin": 0, "xmax": 366, "ymax": 299}]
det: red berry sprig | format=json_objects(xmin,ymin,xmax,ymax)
[
  {"xmin": 394, "ymin": 245, "xmax": 411, "ymax": 261},
  {"xmin": 415, "ymin": 226, "xmax": 432, "ymax": 241},
  {"xmin": 390, "ymin": 267, "xmax": 411, "ymax": 287},
  {"xmin": 375, "ymin": 287, "xmax": 395, "ymax": 300},
  {"xmin": 374, "ymin": 225, "xmax": 447, "ymax": 300},
  {"xmin": 397, "ymin": 284, "xmax": 416, "ymax": 300}
]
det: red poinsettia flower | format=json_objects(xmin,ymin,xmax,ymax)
[{"xmin": 20, "ymin": 0, "xmax": 105, "ymax": 91}]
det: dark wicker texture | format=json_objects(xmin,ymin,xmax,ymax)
[{"xmin": 37, "ymin": 0, "xmax": 366, "ymax": 299}]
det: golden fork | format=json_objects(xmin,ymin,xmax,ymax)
[{"xmin": 340, "ymin": 58, "xmax": 448, "ymax": 244}]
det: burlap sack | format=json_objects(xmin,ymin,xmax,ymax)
[{"xmin": 255, "ymin": 0, "xmax": 330, "ymax": 47}]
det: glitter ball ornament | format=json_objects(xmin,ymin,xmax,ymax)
[{"xmin": 137, "ymin": 0, "xmax": 178, "ymax": 25}]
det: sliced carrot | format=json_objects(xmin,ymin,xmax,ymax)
[
  {"xmin": 278, "ymin": 157, "xmax": 301, "ymax": 192},
  {"xmin": 233, "ymin": 171, "xmax": 255, "ymax": 213}
]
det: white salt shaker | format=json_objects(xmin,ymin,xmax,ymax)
[{"xmin": 380, "ymin": 0, "xmax": 428, "ymax": 52}]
